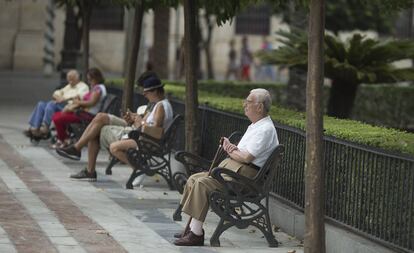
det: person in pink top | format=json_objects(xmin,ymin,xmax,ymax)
[{"xmin": 52, "ymin": 68, "xmax": 106, "ymax": 147}]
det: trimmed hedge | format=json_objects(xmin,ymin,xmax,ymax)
[
  {"xmin": 107, "ymin": 79, "xmax": 287, "ymax": 106},
  {"xmin": 165, "ymin": 80, "xmax": 287, "ymax": 105},
  {"xmin": 106, "ymin": 79, "xmax": 414, "ymax": 156},
  {"xmin": 166, "ymin": 80, "xmax": 414, "ymax": 131}
]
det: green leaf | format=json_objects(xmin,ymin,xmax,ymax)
[{"xmin": 257, "ymin": 29, "xmax": 414, "ymax": 84}]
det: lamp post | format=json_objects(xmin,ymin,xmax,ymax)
[
  {"xmin": 43, "ymin": 0, "xmax": 55, "ymax": 77},
  {"xmin": 59, "ymin": 5, "xmax": 81, "ymax": 86}
]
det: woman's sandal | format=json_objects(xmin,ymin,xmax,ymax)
[
  {"xmin": 52, "ymin": 139, "xmax": 73, "ymax": 149},
  {"xmin": 31, "ymin": 129, "xmax": 50, "ymax": 140},
  {"xmin": 50, "ymin": 142, "xmax": 61, "ymax": 149}
]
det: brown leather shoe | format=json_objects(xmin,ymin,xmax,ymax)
[
  {"xmin": 173, "ymin": 231, "xmax": 186, "ymax": 238},
  {"xmin": 174, "ymin": 231, "xmax": 204, "ymax": 246},
  {"xmin": 39, "ymin": 124, "xmax": 49, "ymax": 135},
  {"xmin": 174, "ymin": 228, "xmax": 204, "ymax": 238},
  {"xmin": 30, "ymin": 128, "xmax": 41, "ymax": 137}
]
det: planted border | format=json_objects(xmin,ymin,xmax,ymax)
[{"xmin": 106, "ymin": 80, "xmax": 414, "ymax": 156}]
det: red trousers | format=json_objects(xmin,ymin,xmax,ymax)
[
  {"xmin": 52, "ymin": 111, "xmax": 93, "ymax": 141},
  {"xmin": 241, "ymin": 65, "xmax": 251, "ymax": 81}
]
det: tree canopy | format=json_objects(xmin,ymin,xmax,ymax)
[
  {"xmin": 259, "ymin": 29, "xmax": 414, "ymax": 84},
  {"xmin": 257, "ymin": 28, "xmax": 414, "ymax": 118},
  {"xmin": 269, "ymin": 0, "xmax": 414, "ymax": 34}
]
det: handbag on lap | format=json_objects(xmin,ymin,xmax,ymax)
[{"xmin": 141, "ymin": 125, "xmax": 163, "ymax": 140}]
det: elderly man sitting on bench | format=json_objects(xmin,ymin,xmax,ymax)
[{"xmin": 174, "ymin": 88, "xmax": 279, "ymax": 246}]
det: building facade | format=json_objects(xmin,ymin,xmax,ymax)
[{"xmin": 0, "ymin": 0, "xmax": 286, "ymax": 79}]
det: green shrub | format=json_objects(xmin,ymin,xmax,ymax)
[
  {"xmin": 106, "ymin": 79, "xmax": 124, "ymax": 87},
  {"xmin": 164, "ymin": 80, "xmax": 287, "ymax": 107}
]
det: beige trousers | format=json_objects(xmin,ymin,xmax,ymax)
[{"xmin": 180, "ymin": 158, "xmax": 258, "ymax": 222}]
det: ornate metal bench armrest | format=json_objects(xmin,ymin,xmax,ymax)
[
  {"xmin": 211, "ymin": 167, "xmax": 262, "ymax": 199},
  {"xmin": 128, "ymin": 130, "xmax": 162, "ymax": 147},
  {"xmin": 73, "ymin": 109, "xmax": 83, "ymax": 116},
  {"xmin": 137, "ymin": 138, "xmax": 164, "ymax": 156},
  {"xmin": 175, "ymin": 151, "xmax": 211, "ymax": 174},
  {"xmin": 228, "ymin": 131, "xmax": 243, "ymax": 144},
  {"xmin": 72, "ymin": 109, "xmax": 92, "ymax": 123}
]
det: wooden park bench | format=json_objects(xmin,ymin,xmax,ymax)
[{"xmin": 174, "ymin": 143, "xmax": 284, "ymax": 247}]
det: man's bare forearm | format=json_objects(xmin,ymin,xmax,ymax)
[{"xmin": 228, "ymin": 149, "xmax": 254, "ymax": 164}]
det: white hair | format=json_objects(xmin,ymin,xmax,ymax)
[
  {"xmin": 67, "ymin": 69, "xmax": 80, "ymax": 81},
  {"xmin": 250, "ymin": 88, "xmax": 272, "ymax": 113}
]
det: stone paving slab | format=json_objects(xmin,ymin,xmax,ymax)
[{"xmin": 0, "ymin": 160, "xmax": 86, "ymax": 252}]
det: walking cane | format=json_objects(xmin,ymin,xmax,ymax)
[
  {"xmin": 208, "ymin": 137, "xmax": 224, "ymax": 176},
  {"xmin": 182, "ymin": 138, "xmax": 224, "ymax": 236}
]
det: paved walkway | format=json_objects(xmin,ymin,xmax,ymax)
[{"xmin": 0, "ymin": 71, "xmax": 303, "ymax": 253}]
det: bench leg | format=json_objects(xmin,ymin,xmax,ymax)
[
  {"xmin": 165, "ymin": 155, "xmax": 175, "ymax": 190},
  {"xmin": 252, "ymin": 212, "xmax": 279, "ymax": 247},
  {"xmin": 172, "ymin": 172, "xmax": 187, "ymax": 194},
  {"xmin": 157, "ymin": 164, "xmax": 175, "ymax": 190},
  {"xmin": 264, "ymin": 211, "xmax": 279, "ymax": 247},
  {"xmin": 105, "ymin": 157, "xmax": 119, "ymax": 175},
  {"xmin": 173, "ymin": 204, "xmax": 183, "ymax": 221},
  {"xmin": 210, "ymin": 218, "xmax": 233, "ymax": 247},
  {"xmin": 167, "ymin": 178, "xmax": 175, "ymax": 190},
  {"xmin": 126, "ymin": 169, "xmax": 145, "ymax": 189},
  {"xmin": 126, "ymin": 176, "xmax": 134, "ymax": 189}
]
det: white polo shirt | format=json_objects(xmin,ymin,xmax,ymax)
[{"xmin": 237, "ymin": 116, "xmax": 279, "ymax": 168}]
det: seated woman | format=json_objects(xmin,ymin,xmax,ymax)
[
  {"xmin": 69, "ymin": 76, "xmax": 173, "ymax": 181},
  {"xmin": 51, "ymin": 68, "xmax": 106, "ymax": 148}
]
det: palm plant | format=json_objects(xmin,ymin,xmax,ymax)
[{"xmin": 258, "ymin": 29, "xmax": 414, "ymax": 118}]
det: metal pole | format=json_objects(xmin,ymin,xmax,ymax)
[{"xmin": 43, "ymin": 0, "xmax": 55, "ymax": 77}]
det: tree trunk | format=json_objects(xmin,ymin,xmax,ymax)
[
  {"xmin": 305, "ymin": 1, "xmax": 326, "ymax": 253},
  {"xmin": 153, "ymin": 6, "xmax": 170, "ymax": 79},
  {"xmin": 195, "ymin": 19, "xmax": 203, "ymax": 79},
  {"xmin": 183, "ymin": 0, "xmax": 200, "ymax": 154},
  {"xmin": 80, "ymin": 1, "xmax": 91, "ymax": 82},
  {"xmin": 122, "ymin": 2, "xmax": 144, "ymax": 112},
  {"xmin": 327, "ymin": 80, "xmax": 359, "ymax": 119},
  {"xmin": 203, "ymin": 13, "xmax": 214, "ymax": 79}
]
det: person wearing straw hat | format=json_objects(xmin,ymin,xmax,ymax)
[{"xmin": 174, "ymin": 88, "xmax": 279, "ymax": 246}]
